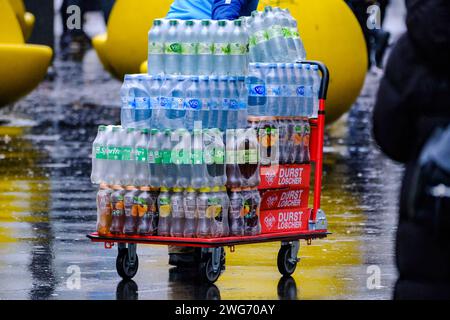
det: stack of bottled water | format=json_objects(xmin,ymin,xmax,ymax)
[
  {"xmin": 120, "ymin": 74, "xmax": 249, "ymax": 131},
  {"xmin": 247, "ymin": 62, "xmax": 321, "ymax": 118},
  {"xmin": 148, "ymin": 18, "xmax": 249, "ymax": 76},
  {"xmin": 247, "ymin": 6, "xmax": 306, "ymax": 63},
  {"xmin": 91, "ymin": 125, "xmax": 260, "ymax": 189}
]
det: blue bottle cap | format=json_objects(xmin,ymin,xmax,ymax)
[
  {"xmin": 210, "ymin": 75, "xmax": 219, "ymax": 81},
  {"xmin": 199, "ymin": 75, "xmax": 209, "ymax": 81},
  {"xmin": 304, "ymin": 64, "xmax": 311, "ymax": 69},
  {"xmin": 219, "ymin": 75, "xmax": 228, "ymax": 81},
  {"xmin": 189, "ymin": 76, "xmax": 200, "ymax": 81},
  {"xmin": 312, "ymin": 65, "xmax": 319, "ymax": 70}
]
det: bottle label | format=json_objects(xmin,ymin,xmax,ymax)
[
  {"xmin": 281, "ymin": 27, "xmax": 293, "ymax": 39},
  {"xmin": 192, "ymin": 149, "xmax": 203, "ymax": 165},
  {"xmin": 107, "ymin": 146, "xmax": 122, "ymax": 161},
  {"xmin": 204, "ymin": 148, "xmax": 214, "ymax": 165},
  {"xmin": 122, "ymin": 147, "xmax": 133, "ymax": 161},
  {"xmin": 221, "ymin": 99, "xmax": 230, "ymax": 110},
  {"xmin": 267, "ymin": 25, "xmax": 284, "ymax": 39},
  {"xmin": 165, "ymin": 42, "xmax": 182, "ymax": 54},
  {"xmin": 159, "ymin": 96, "xmax": 172, "ymax": 109},
  {"xmin": 150, "ymin": 97, "xmax": 159, "ymax": 109},
  {"xmin": 290, "ymin": 28, "xmax": 300, "ymax": 39},
  {"xmin": 148, "ymin": 41, "xmax": 164, "ymax": 54},
  {"xmin": 249, "ymin": 30, "xmax": 268, "ymax": 48},
  {"xmin": 135, "ymin": 97, "xmax": 149, "ymax": 108},
  {"xmin": 136, "ymin": 147, "xmax": 148, "ymax": 163},
  {"xmin": 185, "ymin": 98, "xmax": 202, "ymax": 110},
  {"xmin": 214, "ymin": 43, "xmax": 231, "ymax": 55},
  {"xmin": 95, "ymin": 145, "xmax": 107, "ymax": 160},
  {"xmin": 229, "ymin": 99, "xmax": 239, "ymax": 110},
  {"xmin": 151, "ymin": 149, "xmax": 162, "ymax": 164},
  {"xmin": 214, "ymin": 148, "xmax": 225, "ymax": 164},
  {"xmin": 172, "ymin": 97, "xmax": 185, "ymax": 110},
  {"xmin": 266, "ymin": 85, "xmax": 282, "ymax": 97},
  {"xmin": 226, "ymin": 150, "xmax": 236, "ymax": 164},
  {"xmin": 198, "ymin": 42, "xmax": 213, "ymax": 55},
  {"xmin": 159, "ymin": 198, "xmax": 171, "ymax": 217},
  {"xmin": 236, "ymin": 149, "xmax": 246, "ymax": 164},
  {"xmin": 248, "ymin": 149, "xmax": 258, "ymax": 164},
  {"xmin": 172, "ymin": 149, "xmax": 190, "ymax": 165},
  {"xmin": 249, "ymin": 84, "xmax": 266, "ymax": 97},
  {"xmin": 229, "ymin": 43, "xmax": 248, "ymax": 55},
  {"xmin": 161, "ymin": 150, "xmax": 172, "ymax": 164},
  {"xmin": 181, "ymin": 42, "xmax": 198, "ymax": 55},
  {"xmin": 296, "ymin": 86, "xmax": 306, "ymax": 97}
]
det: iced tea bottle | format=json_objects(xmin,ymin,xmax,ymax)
[
  {"xmin": 229, "ymin": 188, "xmax": 245, "ymax": 236},
  {"xmin": 170, "ymin": 187, "xmax": 185, "ymax": 237},
  {"xmin": 183, "ymin": 187, "xmax": 197, "ymax": 238},
  {"xmin": 137, "ymin": 186, "xmax": 158, "ymax": 236},
  {"xmin": 123, "ymin": 186, "xmax": 140, "ymax": 235},
  {"xmin": 210, "ymin": 186, "xmax": 226, "ymax": 238},
  {"xmin": 157, "ymin": 187, "xmax": 172, "ymax": 236},
  {"xmin": 110, "ymin": 185, "xmax": 126, "ymax": 235},
  {"xmin": 243, "ymin": 187, "xmax": 262, "ymax": 236},
  {"xmin": 196, "ymin": 187, "xmax": 211, "ymax": 238},
  {"xmin": 96, "ymin": 183, "xmax": 112, "ymax": 236}
]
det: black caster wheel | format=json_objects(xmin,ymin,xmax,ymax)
[
  {"xmin": 116, "ymin": 248, "xmax": 139, "ymax": 280},
  {"xmin": 277, "ymin": 245, "xmax": 298, "ymax": 276},
  {"xmin": 199, "ymin": 248, "xmax": 225, "ymax": 284}
]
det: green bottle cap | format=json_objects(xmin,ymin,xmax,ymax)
[
  {"xmin": 201, "ymin": 20, "xmax": 210, "ymax": 26},
  {"xmin": 169, "ymin": 20, "xmax": 178, "ymax": 26},
  {"xmin": 218, "ymin": 20, "xmax": 227, "ymax": 27}
]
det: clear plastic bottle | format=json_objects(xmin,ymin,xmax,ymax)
[
  {"xmin": 105, "ymin": 126, "xmax": 123, "ymax": 186},
  {"xmin": 173, "ymin": 129, "xmax": 192, "ymax": 188},
  {"xmin": 148, "ymin": 75, "xmax": 163, "ymax": 129},
  {"xmin": 134, "ymin": 75, "xmax": 151, "ymax": 129},
  {"xmin": 208, "ymin": 76, "xmax": 220, "ymax": 129},
  {"xmin": 218, "ymin": 76, "xmax": 231, "ymax": 131},
  {"xmin": 228, "ymin": 76, "xmax": 240, "ymax": 129},
  {"xmin": 229, "ymin": 19, "xmax": 248, "ymax": 76},
  {"xmin": 96, "ymin": 183, "xmax": 112, "ymax": 236},
  {"xmin": 285, "ymin": 63, "xmax": 297, "ymax": 117},
  {"xmin": 229, "ymin": 188, "xmax": 244, "ymax": 236},
  {"xmin": 137, "ymin": 186, "xmax": 159, "ymax": 236},
  {"xmin": 196, "ymin": 187, "xmax": 211, "ymax": 238},
  {"xmin": 211, "ymin": 128, "xmax": 226, "ymax": 187},
  {"xmin": 266, "ymin": 63, "xmax": 280, "ymax": 116},
  {"xmin": 135, "ymin": 129, "xmax": 150, "ymax": 187},
  {"xmin": 197, "ymin": 20, "xmax": 213, "ymax": 76},
  {"xmin": 148, "ymin": 19, "xmax": 166, "ymax": 75},
  {"xmin": 110, "ymin": 185, "xmax": 126, "ymax": 235},
  {"xmin": 213, "ymin": 20, "xmax": 230, "ymax": 76},
  {"xmin": 226, "ymin": 129, "xmax": 242, "ymax": 188},
  {"xmin": 264, "ymin": 6, "xmax": 288, "ymax": 62},
  {"xmin": 157, "ymin": 187, "xmax": 172, "ymax": 236},
  {"xmin": 183, "ymin": 187, "xmax": 197, "ymax": 238},
  {"xmin": 158, "ymin": 75, "xmax": 174, "ymax": 128},
  {"xmin": 161, "ymin": 129, "xmax": 176, "ymax": 188},
  {"xmin": 191, "ymin": 129, "xmax": 207, "ymax": 189},
  {"xmin": 91, "ymin": 125, "xmax": 108, "ymax": 184},
  {"xmin": 243, "ymin": 187, "xmax": 261, "ymax": 236},
  {"xmin": 248, "ymin": 63, "xmax": 267, "ymax": 116},
  {"xmin": 295, "ymin": 64, "xmax": 306, "ymax": 117},
  {"xmin": 284, "ymin": 8, "xmax": 306, "ymax": 61},
  {"xmin": 164, "ymin": 20, "xmax": 181, "ymax": 75},
  {"xmin": 237, "ymin": 76, "xmax": 249, "ymax": 128},
  {"xmin": 180, "ymin": 20, "xmax": 198, "ymax": 75},
  {"xmin": 123, "ymin": 185, "xmax": 140, "ymax": 235},
  {"xmin": 148, "ymin": 129, "xmax": 162, "ymax": 187},
  {"xmin": 210, "ymin": 186, "xmax": 226, "ymax": 237},
  {"xmin": 121, "ymin": 128, "xmax": 137, "ymax": 186},
  {"xmin": 184, "ymin": 76, "xmax": 202, "ymax": 131},
  {"xmin": 170, "ymin": 187, "xmax": 185, "ymax": 237},
  {"xmin": 199, "ymin": 75, "xmax": 211, "ymax": 128},
  {"xmin": 120, "ymin": 75, "xmax": 136, "ymax": 128},
  {"xmin": 249, "ymin": 10, "xmax": 270, "ymax": 62},
  {"xmin": 304, "ymin": 64, "xmax": 314, "ymax": 117},
  {"xmin": 166, "ymin": 76, "xmax": 186, "ymax": 129}
]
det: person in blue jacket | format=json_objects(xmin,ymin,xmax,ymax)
[{"xmin": 167, "ymin": 0, "xmax": 259, "ymax": 20}]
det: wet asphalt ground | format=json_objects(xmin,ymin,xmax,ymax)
[{"xmin": 0, "ymin": 3, "xmax": 407, "ymax": 300}]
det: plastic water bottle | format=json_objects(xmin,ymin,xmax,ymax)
[
  {"xmin": 161, "ymin": 129, "xmax": 176, "ymax": 188},
  {"xmin": 211, "ymin": 128, "xmax": 226, "ymax": 186},
  {"xmin": 122, "ymin": 128, "xmax": 137, "ymax": 186},
  {"xmin": 229, "ymin": 19, "xmax": 248, "ymax": 76},
  {"xmin": 249, "ymin": 10, "xmax": 269, "ymax": 62},
  {"xmin": 173, "ymin": 129, "xmax": 192, "ymax": 188},
  {"xmin": 120, "ymin": 75, "xmax": 136, "ymax": 129},
  {"xmin": 134, "ymin": 75, "xmax": 151, "ymax": 129},
  {"xmin": 228, "ymin": 77, "xmax": 239, "ymax": 129},
  {"xmin": 284, "ymin": 9, "xmax": 306, "ymax": 61},
  {"xmin": 213, "ymin": 20, "xmax": 230, "ymax": 76},
  {"xmin": 157, "ymin": 187, "xmax": 171, "ymax": 236},
  {"xmin": 91, "ymin": 125, "xmax": 108, "ymax": 184},
  {"xmin": 135, "ymin": 129, "xmax": 150, "ymax": 186},
  {"xmin": 285, "ymin": 63, "xmax": 297, "ymax": 117},
  {"xmin": 184, "ymin": 76, "xmax": 202, "ymax": 131},
  {"xmin": 165, "ymin": 20, "xmax": 181, "ymax": 75},
  {"xmin": 148, "ymin": 75, "xmax": 163, "ymax": 129},
  {"xmin": 266, "ymin": 63, "xmax": 280, "ymax": 116},
  {"xmin": 295, "ymin": 64, "xmax": 306, "ymax": 117},
  {"xmin": 149, "ymin": 129, "xmax": 162, "ymax": 187},
  {"xmin": 229, "ymin": 188, "xmax": 244, "ymax": 236},
  {"xmin": 247, "ymin": 63, "xmax": 267, "ymax": 116},
  {"xmin": 264, "ymin": 6, "xmax": 287, "ymax": 62},
  {"xmin": 237, "ymin": 76, "xmax": 248, "ymax": 128},
  {"xmin": 208, "ymin": 76, "xmax": 220, "ymax": 129},
  {"xmin": 159, "ymin": 75, "xmax": 174, "ymax": 128},
  {"xmin": 273, "ymin": 7, "xmax": 296, "ymax": 61},
  {"xmin": 197, "ymin": 20, "xmax": 213, "ymax": 75},
  {"xmin": 191, "ymin": 129, "xmax": 207, "ymax": 189},
  {"xmin": 311, "ymin": 64, "xmax": 321, "ymax": 118},
  {"xmin": 180, "ymin": 20, "xmax": 198, "ymax": 75},
  {"xmin": 199, "ymin": 76, "xmax": 211, "ymax": 128},
  {"xmin": 106, "ymin": 126, "xmax": 123, "ymax": 186},
  {"xmin": 218, "ymin": 76, "xmax": 231, "ymax": 131},
  {"xmin": 166, "ymin": 76, "xmax": 186, "ymax": 128},
  {"xmin": 183, "ymin": 188, "xmax": 197, "ymax": 237},
  {"xmin": 148, "ymin": 19, "xmax": 165, "ymax": 75}
]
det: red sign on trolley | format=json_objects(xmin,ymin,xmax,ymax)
[
  {"xmin": 260, "ymin": 208, "xmax": 311, "ymax": 234},
  {"xmin": 259, "ymin": 164, "xmax": 311, "ymax": 190},
  {"xmin": 260, "ymin": 188, "xmax": 310, "ymax": 211}
]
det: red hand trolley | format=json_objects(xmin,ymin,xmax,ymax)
[{"xmin": 88, "ymin": 61, "xmax": 330, "ymax": 283}]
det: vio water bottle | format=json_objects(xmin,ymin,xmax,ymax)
[
  {"xmin": 304, "ymin": 64, "xmax": 314, "ymax": 117},
  {"xmin": 237, "ymin": 76, "xmax": 248, "ymax": 128},
  {"xmin": 197, "ymin": 20, "xmax": 213, "ymax": 76},
  {"xmin": 148, "ymin": 19, "xmax": 165, "ymax": 75},
  {"xmin": 311, "ymin": 64, "xmax": 321, "ymax": 118},
  {"xmin": 266, "ymin": 63, "xmax": 280, "ymax": 116},
  {"xmin": 286, "ymin": 63, "xmax": 297, "ymax": 117},
  {"xmin": 184, "ymin": 76, "xmax": 202, "ymax": 131},
  {"xmin": 167, "ymin": 76, "xmax": 187, "ymax": 129},
  {"xmin": 228, "ymin": 77, "xmax": 240, "ymax": 129},
  {"xmin": 181, "ymin": 20, "xmax": 198, "ymax": 75},
  {"xmin": 199, "ymin": 76, "xmax": 211, "ymax": 128},
  {"xmin": 219, "ymin": 76, "xmax": 231, "ymax": 131},
  {"xmin": 296, "ymin": 64, "xmax": 306, "ymax": 117},
  {"xmin": 213, "ymin": 20, "xmax": 230, "ymax": 76},
  {"xmin": 165, "ymin": 20, "xmax": 181, "ymax": 75},
  {"xmin": 247, "ymin": 63, "xmax": 267, "ymax": 116},
  {"xmin": 208, "ymin": 76, "xmax": 220, "ymax": 129},
  {"xmin": 120, "ymin": 75, "xmax": 136, "ymax": 129},
  {"xmin": 159, "ymin": 75, "xmax": 174, "ymax": 128}
]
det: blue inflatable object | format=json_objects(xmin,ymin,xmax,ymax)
[{"xmin": 166, "ymin": 0, "xmax": 258, "ymax": 20}]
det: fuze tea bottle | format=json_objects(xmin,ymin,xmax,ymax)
[
  {"xmin": 157, "ymin": 187, "xmax": 172, "ymax": 236},
  {"xmin": 183, "ymin": 187, "xmax": 197, "ymax": 238},
  {"xmin": 110, "ymin": 185, "xmax": 126, "ymax": 234},
  {"xmin": 229, "ymin": 188, "xmax": 245, "ymax": 236},
  {"xmin": 196, "ymin": 187, "xmax": 211, "ymax": 238},
  {"xmin": 236, "ymin": 127, "xmax": 260, "ymax": 187},
  {"xmin": 170, "ymin": 188, "xmax": 185, "ymax": 237},
  {"xmin": 258, "ymin": 117, "xmax": 280, "ymax": 166},
  {"xmin": 96, "ymin": 183, "xmax": 112, "ymax": 236},
  {"xmin": 123, "ymin": 186, "xmax": 139, "ymax": 235},
  {"xmin": 137, "ymin": 187, "xmax": 159, "ymax": 236},
  {"xmin": 243, "ymin": 187, "xmax": 261, "ymax": 236},
  {"xmin": 210, "ymin": 186, "xmax": 230, "ymax": 237}
]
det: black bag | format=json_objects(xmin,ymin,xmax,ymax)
[{"xmin": 409, "ymin": 124, "xmax": 450, "ymax": 240}]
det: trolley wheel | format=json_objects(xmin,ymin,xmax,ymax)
[
  {"xmin": 116, "ymin": 248, "xmax": 139, "ymax": 280},
  {"xmin": 277, "ymin": 245, "xmax": 298, "ymax": 276},
  {"xmin": 199, "ymin": 248, "xmax": 225, "ymax": 284}
]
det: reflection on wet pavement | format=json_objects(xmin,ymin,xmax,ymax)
[{"xmin": 0, "ymin": 46, "xmax": 402, "ymax": 300}]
